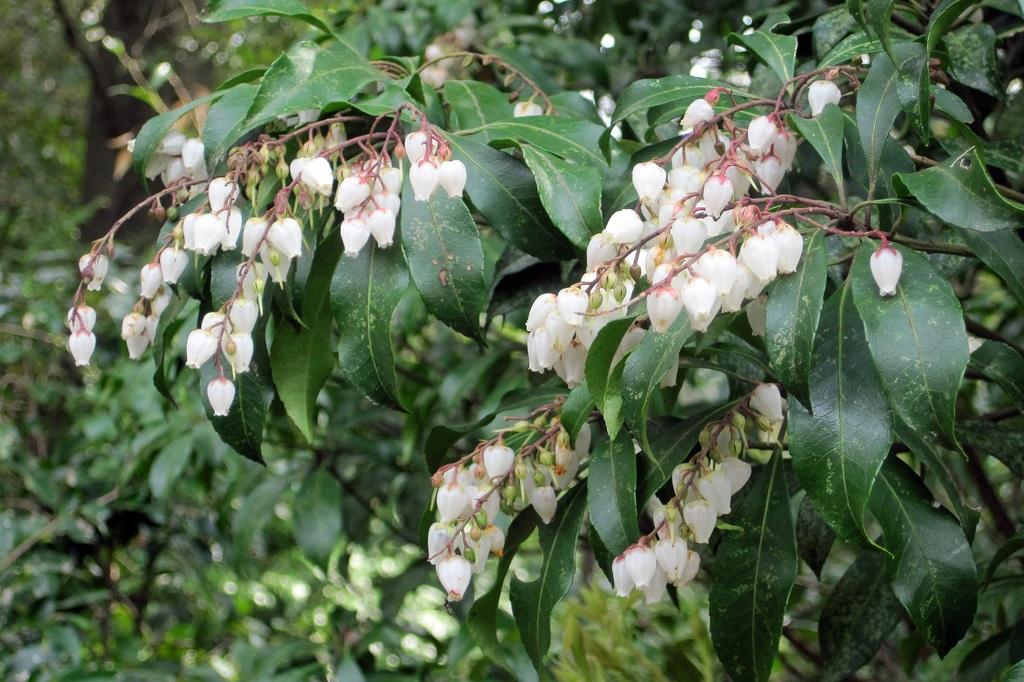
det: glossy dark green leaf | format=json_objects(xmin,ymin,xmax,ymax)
[
  {"xmin": 587, "ymin": 429, "xmax": 638, "ymax": 556},
  {"xmin": 788, "ymin": 107, "xmax": 846, "ymax": 189},
  {"xmin": 148, "ymin": 436, "xmax": 192, "ymax": 499},
  {"xmin": 788, "ymin": 281, "xmax": 891, "ymax": 542},
  {"xmin": 893, "ymin": 150, "xmax": 1024, "ymax": 232},
  {"xmin": 851, "ymin": 243, "xmax": 968, "ymax": 449},
  {"xmin": 560, "ymin": 382, "xmax": 594, "ymax": 447},
  {"xmin": 894, "ymin": 42, "xmax": 930, "ymax": 144},
  {"xmin": 858, "ymin": 0, "xmax": 896, "ymax": 54},
  {"xmin": 868, "ymin": 456, "xmax": 978, "ymax": 655},
  {"xmin": 813, "ymin": 9, "xmax": 859, "ymax": 57},
  {"xmin": 202, "ymin": 0, "xmax": 332, "ymax": 34},
  {"xmin": 820, "ymin": 32, "xmax": 883, "ymax": 67},
  {"xmin": 710, "ymin": 452, "xmax": 797, "ymax": 682},
  {"xmin": 819, "ymin": 552, "xmax": 903, "ymax": 682},
  {"xmin": 1003, "ymin": 661, "xmax": 1024, "ymax": 682},
  {"xmin": 729, "ymin": 21, "xmax": 797, "ymax": 84},
  {"xmin": 970, "ymin": 341, "xmax": 1024, "ymax": 412},
  {"xmin": 443, "ymin": 80, "xmax": 513, "ymax": 130},
  {"xmin": 510, "ymin": 483, "xmax": 587, "ymax": 669},
  {"xmin": 956, "ymin": 228, "xmax": 1024, "ymax": 306},
  {"xmin": 399, "ymin": 181, "xmax": 486, "ymax": 340},
  {"xmin": 855, "ymin": 48, "xmax": 905, "ymax": 191},
  {"xmin": 584, "ymin": 315, "xmax": 638, "ymax": 414},
  {"xmin": 796, "ymin": 495, "xmax": 835, "ymax": 579},
  {"xmin": 611, "ymin": 74, "xmax": 721, "ymax": 125},
  {"xmin": 621, "ymin": 314, "xmax": 692, "ymax": 452},
  {"xmin": 199, "ymin": 362, "xmax": 269, "ymax": 464},
  {"xmin": 638, "ymin": 404, "xmax": 734, "ymax": 501},
  {"xmin": 271, "ymin": 231, "xmax": 340, "ymax": 440},
  {"xmin": 926, "ymin": 0, "xmax": 976, "ymax": 53},
  {"xmin": 151, "ymin": 292, "xmax": 189, "ymax": 405},
  {"xmin": 293, "ymin": 468, "xmax": 342, "ymax": 565},
  {"xmin": 958, "ymin": 621, "xmax": 1024, "ymax": 682},
  {"xmin": 984, "ymin": 530, "xmax": 1024, "ymax": 585},
  {"xmin": 764, "ymin": 230, "xmax": 827, "ymax": 408},
  {"xmin": 202, "ymin": 82, "xmax": 258, "ymax": 169},
  {"xmin": 946, "ymin": 23, "xmax": 1001, "ymax": 96},
  {"xmin": 329, "ymin": 237, "xmax": 409, "ymax": 408},
  {"xmin": 444, "ymin": 134, "xmax": 573, "ymax": 260},
  {"xmin": 521, "ymin": 144, "xmax": 602, "ymax": 249},
  {"xmin": 959, "ymin": 421, "xmax": 1024, "ymax": 478},
  {"xmin": 468, "ymin": 509, "xmax": 539, "ymax": 669},
  {"xmin": 465, "ymin": 117, "xmax": 607, "ymax": 168},
  {"xmin": 133, "ymin": 94, "xmax": 218, "ymax": 177},
  {"xmin": 244, "ymin": 41, "xmax": 380, "ymax": 128}
]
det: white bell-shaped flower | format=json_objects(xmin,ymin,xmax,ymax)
[
  {"xmin": 223, "ymin": 332, "xmax": 253, "ymax": 374},
  {"xmin": 747, "ymin": 295, "xmax": 767, "ymax": 336},
  {"xmin": 437, "ymin": 481, "xmax": 471, "ymax": 522},
  {"xmin": 79, "ymin": 253, "xmax": 109, "ymax": 291},
  {"xmin": 335, "ymin": 175, "xmax": 371, "ymax": 213},
  {"xmin": 379, "ymin": 165, "xmax": 403, "ymax": 194},
  {"xmin": 229, "ymin": 299, "xmax": 259, "ymax": 334},
  {"xmin": 677, "ymin": 549, "xmax": 701, "ymax": 586},
  {"xmin": 772, "ymin": 223, "xmax": 804, "ymax": 274},
  {"xmin": 697, "ymin": 469, "xmax": 733, "ymax": 515},
  {"xmin": 775, "ymin": 128, "xmax": 798, "ymax": 169},
  {"xmin": 680, "ymin": 276, "xmax": 720, "ymax": 332},
  {"xmin": 526, "ymin": 293, "xmax": 557, "ymax": 332},
  {"xmin": 648, "ymin": 286, "xmax": 683, "ymax": 334},
  {"xmin": 220, "ymin": 207, "xmax": 243, "ymax": 251},
  {"xmin": 747, "ymin": 115, "xmax": 779, "ymax": 156},
  {"xmin": 682, "ymin": 98, "xmax": 715, "ymax": 129},
  {"xmin": 655, "ymin": 536, "xmax": 688, "ymax": 582},
  {"xmin": 721, "ymin": 265, "xmax": 751, "ymax": 313},
  {"xmin": 410, "ymin": 161, "xmax": 440, "ymax": 201},
  {"xmin": 738, "ymin": 234, "xmax": 779, "ymax": 282},
  {"xmin": 404, "ymin": 131, "xmax": 433, "ymax": 164},
  {"xmin": 694, "ymin": 247, "xmax": 739, "ymax": 295},
  {"xmin": 139, "ymin": 263, "xmax": 163, "ymax": 299},
  {"xmin": 427, "ymin": 522, "xmax": 455, "ymax": 564},
  {"xmin": 483, "ymin": 444, "xmax": 515, "ymax": 479},
  {"xmin": 684, "ymin": 499, "xmax": 717, "ymax": 543},
  {"xmin": 161, "ymin": 157, "xmax": 187, "ymax": 186},
  {"xmin": 207, "ymin": 376, "xmax": 235, "ymax": 416},
  {"xmin": 193, "ymin": 213, "xmax": 228, "ymax": 256},
  {"xmin": 185, "ymin": 329, "xmax": 218, "ymax": 368},
  {"xmin": 366, "ymin": 208, "xmax": 396, "ymax": 248},
  {"xmin": 69, "ymin": 330, "xmax": 96, "ymax": 366},
  {"xmin": 436, "ymin": 554, "xmax": 472, "ymax": 601},
  {"xmin": 180, "ymin": 138, "xmax": 205, "ymax": 176},
  {"xmin": 719, "ymin": 457, "xmax": 752, "ymax": 494},
  {"xmin": 624, "ymin": 544, "xmax": 657, "ymax": 588},
  {"xmin": 560, "ymin": 339, "xmax": 587, "ymax": 388},
  {"xmin": 201, "ymin": 311, "xmax": 225, "ymax": 331},
  {"xmin": 67, "ymin": 305, "xmax": 96, "ymax": 332},
  {"xmin": 513, "ymin": 100, "xmax": 544, "ymax": 117},
  {"xmin": 557, "ymin": 286, "xmax": 589, "ymax": 327},
  {"xmin": 241, "ymin": 217, "xmax": 269, "ymax": 257},
  {"xmin": 182, "ymin": 214, "xmax": 198, "ymax": 251},
  {"xmin": 750, "ymin": 383, "xmax": 785, "ymax": 424},
  {"xmin": 530, "ymin": 486, "xmax": 558, "ymax": 524},
  {"xmin": 632, "ymin": 161, "xmax": 667, "ymax": 202},
  {"xmin": 340, "ymin": 217, "xmax": 371, "ymax": 258},
  {"xmin": 208, "ymin": 177, "xmax": 237, "ymax": 214},
  {"xmin": 671, "ymin": 216, "xmax": 707, "ymax": 255},
  {"xmin": 808, "ymin": 80, "xmax": 842, "ymax": 117},
  {"xmin": 604, "ymin": 209, "xmax": 643, "ymax": 244},
  {"xmin": 612, "ymin": 555, "xmax": 635, "ymax": 597},
  {"xmin": 438, "ymin": 159, "xmax": 467, "ymax": 198},
  {"xmin": 268, "ymin": 217, "xmax": 302, "ymax": 260},
  {"xmin": 642, "ymin": 566, "xmax": 668, "ymax": 604},
  {"xmin": 702, "ymin": 173, "xmax": 733, "ymax": 219},
  {"xmin": 754, "ymin": 155, "xmax": 785, "ymax": 193},
  {"xmin": 870, "ymin": 245, "xmax": 903, "ymax": 296},
  {"xmin": 587, "ymin": 233, "xmax": 618, "ymax": 270},
  {"xmin": 157, "ymin": 130, "xmax": 186, "ymax": 156},
  {"xmin": 160, "ymin": 246, "xmax": 189, "ymax": 284},
  {"xmin": 299, "ymin": 156, "xmax": 334, "ymax": 197}
]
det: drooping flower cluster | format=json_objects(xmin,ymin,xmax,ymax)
[
  {"xmin": 430, "ymin": 411, "xmax": 591, "ymax": 602},
  {"xmin": 611, "ymin": 383, "xmax": 783, "ymax": 603},
  {"xmin": 405, "ymin": 130, "xmax": 467, "ymax": 202},
  {"xmin": 139, "ymin": 130, "xmax": 208, "ymax": 187}
]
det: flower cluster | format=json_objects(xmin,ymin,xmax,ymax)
[
  {"xmin": 430, "ymin": 409, "xmax": 591, "ymax": 602},
  {"xmin": 140, "ymin": 130, "xmax": 208, "ymax": 187},
  {"xmin": 405, "ymin": 130, "xmax": 467, "ymax": 202},
  {"xmin": 612, "ymin": 383, "xmax": 783, "ymax": 603}
]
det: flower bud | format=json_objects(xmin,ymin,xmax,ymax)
[
  {"xmin": 604, "ymin": 209, "xmax": 643, "ymax": 244},
  {"xmin": 750, "ymin": 383, "xmax": 784, "ymax": 424},
  {"xmin": 612, "ymin": 554, "xmax": 635, "ymax": 597},
  {"xmin": 870, "ymin": 245, "xmax": 902, "ymax": 296},
  {"xmin": 684, "ymin": 499, "xmax": 717, "ymax": 543},
  {"xmin": 69, "ymin": 330, "xmax": 96, "ymax": 366},
  {"xmin": 513, "ymin": 100, "xmax": 544, "ymax": 117},
  {"xmin": 438, "ymin": 159, "xmax": 467, "ymax": 198},
  {"xmin": 207, "ymin": 376, "xmax": 235, "ymax": 416},
  {"xmin": 808, "ymin": 80, "xmax": 842, "ymax": 117},
  {"xmin": 436, "ymin": 555, "xmax": 472, "ymax": 601},
  {"xmin": 483, "ymin": 444, "xmax": 515, "ymax": 479},
  {"xmin": 79, "ymin": 253, "xmax": 109, "ymax": 291},
  {"xmin": 632, "ymin": 161, "xmax": 667, "ymax": 202},
  {"xmin": 624, "ymin": 544, "xmax": 657, "ymax": 588},
  {"xmin": 410, "ymin": 161, "xmax": 440, "ymax": 201}
]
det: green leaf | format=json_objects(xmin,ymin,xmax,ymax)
[
  {"xmin": 611, "ymin": 74, "xmax": 724, "ymax": 125},
  {"xmin": 202, "ymin": 83, "xmax": 258, "ymax": 169},
  {"xmin": 855, "ymin": 47, "xmax": 908, "ymax": 192},
  {"xmin": 1002, "ymin": 662, "xmax": 1024, "ymax": 682},
  {"xmin": 796, "ymin": 495, "xmax": 836, "ymax": 579},
  {"xmin": 813, "ymin": 9, "xmax": 859, "ymax": 57},
  {"xmin": 638, "ymin": 404, "xmax": 734, "ymax": 501},
  {"xmin": 399, "ymin": 180, "xmax": 486, "ymax": 340},
  {"xmin": 729, "ymin": 20, "xmax": 797, "ymax": 84},
  {"xmin": 587, "ymin": 429, "xmax": 638, "ymax": 556},
  {"xmin": 927, "ymin": 0, "xmax": 976, "ymax": 53},
  {"xmin": 244, "ymin": 41, "xmax": 380, "ymax": 128},
  {"xmin": 560, "ymin": 383, "xmax": 594, "ymax": 446},
  {"xmin": 133, "ymin": 94, "xmax": 218, "ymax": 177},
  {"xmin": 859, "ymin": 0, "xmax": 896, "ymax": 54},
  {"xmin": 893, "ymin": 150, "xmax": 1024, "ymax": 232},
  {"xmin": 984, "ymin": 530, "xmax": 1024, "ymax": 585},
  {"xmin": 202, "ymin": 0, "xmax": 333, "ymax": 34},
  {"xmin": 271, "ymin": 232, "xmax": 339, "ymax": 440},
  {"xmin": 293, "ymin": 468, "xmax": 342, "ymax": 565},
  {"xmin": 959, "ymin": 421, "xmax": 1024, "ymax": 478},
  {"xmin": 764, "ymin": 230, "xmax": 827, "ymax": 408},
  {"xmin": 444, "ymin": 134, "xmax": 574, "ymax": 260},
  {"xmin": 465, "ymin": 117, "xmax": 608, "ymax": 168},
  {"xmin": 851, "ymin": 243, "xmax": 968, "ymax": 449},
  {"xmin": 970, "ymin": 341, "xmax": 1024, "ymax": 412},
  {"xmin": 955, "ymin": 228, "xmax": 1024, "ymax": 306},
  {"xmin": 199, "ymin": 363, "xmax": 269, "ymax": 464},
  {"xmin": 151, "ymin": 292, "xmax": 189, "ymax": 405},
  {"xmin": 788, "ymin": 106, "xmax": 846, "ymax": 190},
  {"xmin": 329, "ymin": 235, "xmax": 409, "ymax": 408},
  {"xmin": 788, "ymin": 281, "xmax": 891, "ymax": 542},
  {"xmin": 621, "ymin": 314, "xmax": 692, "ymax": 452},
  {"xmin": 148, "ymin": 436, "xmax": 192, "ymax": 499},
  {"xmin": 946, "ymin": 23, "xmax": 1001, "ymax": 96},
  {"xmin": 510, "ymin": 483, "xmax": 587, "ymax": 669},
  {"xmin": 709, "ymin": 452, "xmax": 797, "ymax": 682},
  {"xmin": 468, "ymin": 509, "xmax": 539, "ymax": 669},
  {"xmin": 820, "ymin": 32, "xmax": 883, "ymax": 67},
  {"xmin": 819, "ymin": 552, "xmax": 903, "ymax": 682},
  {"xmin": 521, "ymin": 145, "xmax": 603, "ymax": 249},
  {"xmin": 584, "ymin": 315, "xmax": 638, "ymax": 413},
  {"xmin": 443, "ymin": 80, "xmax": 513, "ymax": 130},
  {"xmin": 868, "ymin": 456, "xmax": 978, "ymax": 655}
]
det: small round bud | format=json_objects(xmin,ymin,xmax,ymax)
[
  {"xmin": 756, "ymin": 416, "xmax": 772, "ymax": 432},
  {"xmin": 533, "ymin": 471, "xmax": 546, "ymax": 487},
  {"xmin": 475, "ymin": 510, "xmax": 489, "ymax": 528},
  {"xmin": 464, "ymin": 547, "xmax": 477, "ymax": 563},
  {"xmin": 538, "ymin": 448, "xmax": 554, "ymax": 467}
]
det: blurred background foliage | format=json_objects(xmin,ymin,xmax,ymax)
[{"xmin": 2, "ymin": 0, "xmax": 1023, "ymax": 680}]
